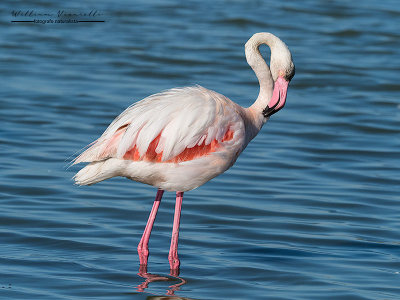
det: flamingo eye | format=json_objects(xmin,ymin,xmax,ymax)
[{"xmin": 285, "ymin": 66, "xmax": 295, "ymax": 82}]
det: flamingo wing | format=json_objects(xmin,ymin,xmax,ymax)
[{"xmin": 73, "ymin": 86, "xmax": 242, "ymax": 165}]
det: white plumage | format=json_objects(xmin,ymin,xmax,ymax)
[
  {"xmin": 73, "ymin": 86, "xmax": 245, "ymax": 191},
  {"xmin": 72, "ymin": 32, "xmax": 295, "ymax": 270},
  {"xmin": 73, "ymin": 33, "xmax": 295, "ymax": 192}
]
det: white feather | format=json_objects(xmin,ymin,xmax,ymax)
[
  {"xmin": 197, "ymin": 135, "xmax": 206, "ymax": 146},
  {"xmin": 74, "ymin": 86, "xmax": 245, "ymax": 166},
  {"xmin": 73, "ymin": 32, "xmax": 296, "ymax": 192}
]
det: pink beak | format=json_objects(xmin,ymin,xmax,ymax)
[{"xmin": 262, "ymin": 76, "xmax": 289, "ymax": 118}]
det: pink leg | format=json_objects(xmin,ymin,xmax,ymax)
[
  {"xmin": 138, "ymin": 189, "xmax": 164, "ymax": 266},
  {"xmin": 169, "ymin": 191, "xmax": 183, "ymax": 270}
]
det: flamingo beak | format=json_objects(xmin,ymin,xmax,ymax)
[{"xmin": 262, "ymin": 76, "xmax": 289, "ymax": 118}]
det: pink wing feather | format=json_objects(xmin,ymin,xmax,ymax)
[{"xmin": 73, "ymin": 86, "xmax": 241, "ymax": 165}]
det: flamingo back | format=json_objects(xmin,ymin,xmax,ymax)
[{"xmin": 73, "ymin": 86, "xmax": 243, "ymax": 166}]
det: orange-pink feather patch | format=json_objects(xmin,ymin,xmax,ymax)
[{"xmin": 121, "ymin": 127, "xmax": 234, "ymax": 163}]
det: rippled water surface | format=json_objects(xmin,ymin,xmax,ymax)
[{"xmin": 1, "ymin": 0, "xmax": 400, "ymax": 299}]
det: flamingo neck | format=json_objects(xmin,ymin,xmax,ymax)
[
  {"xmin": 245, "ymin": 33, "xmax": 291, "ymax": 126},
  {"xmin": 245, "ymin": 33, "xmax": 276, "ymax": 115}
]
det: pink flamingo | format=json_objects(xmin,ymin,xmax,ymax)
[{"xmin": 73, "ymin": 32, "xmax": 295, "ymax": 271}]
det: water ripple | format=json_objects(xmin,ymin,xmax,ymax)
[{"xmin": 1, "ymin": 0, "xmax": 399, "ymax": 299}]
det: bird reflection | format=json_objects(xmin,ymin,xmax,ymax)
[{"xmin": 136, "ymin": 264, "xmax": 187, "ymax": 297}]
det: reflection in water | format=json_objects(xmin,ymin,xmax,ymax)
[{"xmin": 137, "ymin": 264, "xmax": 188, "ymax": 298}]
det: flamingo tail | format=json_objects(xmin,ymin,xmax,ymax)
[{"xmin": 73, "ymin": 160, "xmax": 121, "ymax": 186}]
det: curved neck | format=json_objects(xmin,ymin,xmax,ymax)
[
  {"xmin": 245, "ymin": 33, "xmax": 277, "ymax": 113},
  {"xmin": 242, "ymin": 32, "xmax": 293, "ymax": 134}
]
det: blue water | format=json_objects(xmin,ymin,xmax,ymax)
[{"xmin": 1, "ymin": 0, "xmax": 400, "ymax": 299}]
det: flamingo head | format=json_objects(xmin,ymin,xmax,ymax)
[{"xmin": 263, "ymin": 54, "xmax": 295, "ymax": 118}]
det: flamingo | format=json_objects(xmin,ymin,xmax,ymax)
[{"xmin": 73, "ymin": 32, "xmax": 295, "ymax": 271}]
